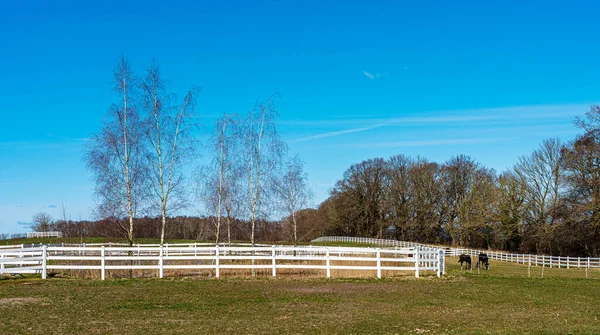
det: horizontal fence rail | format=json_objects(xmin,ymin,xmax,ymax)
[
  {"xmin": 313, "ymin": 236, "xmax": 600, "ymax": 270},
  {"xmin": 0, "ymin": 244, "xmax": 445, "ymax": 280}
]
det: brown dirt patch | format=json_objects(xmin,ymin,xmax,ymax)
[{"xmin": 0, "ymin": 297, "xmax": 42, "ymax": 307}]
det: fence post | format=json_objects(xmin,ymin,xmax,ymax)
[
  {"xmin": 41, "ymin": 245, "xmax": 47, "ymax": 279},
  {"xmin": 215, "ymin": 246, "xmax": 220, "ymax": 278},
  {"xmin": 101, "ymin": 246, "xmax": 106, "ymax": 280},
  {"xmin": 272, "ymin": 246, "xmax": 276, "ymax": 277},
  {"xmin": 414, "ymin": 247, "xmax": 420, "ymax": 278},
  {"xmin": 159, "ymin": 245, "xmax": 164, "ymax": 278},
  {"xmin": 587, "ymin": 257, "xmax": 590, "ymax": 269},
  {"xmin": 166, "ymin": 243, "xmax": 169, "ymax": 257},
  {"xmin": 0, "ymin": 254, "xmax": 3, "ymax": 273},
  {"xmin": 442, "ymin": 250, "xmax": 446, "ymax": 275},
  {"xmin": 578, "ymin": 257, "xmax": 580, "ymax": 269},
  {"xmin": 376, "ymin": 249, "xmax": 381, "ymax": 279},
  {"xmin": 326, "ymin": 248, "xmax": 331, "ymax": 278},
  {"xmin": 586, "ymin": 257, "xmax": 590, "ymax": 279}
]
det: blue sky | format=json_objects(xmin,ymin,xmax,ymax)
[{"xmin": 1, "ymin": 1, "xmax": 599, "ymax": 234}]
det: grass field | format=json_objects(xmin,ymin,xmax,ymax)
[{"xmin": 2, "ymin": 257, "xmax": 600, "ymax": 334}]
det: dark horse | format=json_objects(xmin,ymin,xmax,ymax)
[
  {"xmin": 458, "ymin": 254, "xmax": 472, "ymax": 270},
  {"xmin": 477, "ymin": 253, "xmax": 489, "ymax": 270}
]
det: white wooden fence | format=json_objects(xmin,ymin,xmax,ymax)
[
  {"xmin": 0, "ymin": 244, "xmax": 445, "ymax": 280},
  {"xmin": 446, "ymin": 248, "xmax": 600, "ymax": 270},
  {"xmin": 313, "ymin": 236, "xmax": 600, "ymax": 270},
  {"xmin": 26, "ymin": 231, "xmax": 63, "ymax": 238},
  {"xmin": 313, "ymin": 236, "xmax": 423, "ymax": 248}
]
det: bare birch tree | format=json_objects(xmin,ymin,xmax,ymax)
[
  {"xmin": 199, "ymin": 114, "xmax": 239, "ymax": 244},
  {"xmin": 140, "ymin": 61, "xmax": 199, "ymax": 245},
  {"xmin": 85, "ymin": 55, "xmax": 147, "ymax": 246},
  {"xmin": 274, "ymin": 154, "xmax": 313, "ymax": 245},
  {"xmin": 242, "ymin": 95, "xmax": 286, "ymax": 245}
]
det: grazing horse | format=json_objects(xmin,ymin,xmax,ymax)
[
  {"xmin": 458, "ymin": 254, "xmax": 472, "ymax": 270},
  {"xmin": 477, "ymin": 253, "xmax": 489, "ymax": 270}
]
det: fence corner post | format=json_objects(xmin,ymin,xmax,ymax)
[
  {"xmin": 42, "ymin": 245, "xmax": 47, "ymax": 279},
  {"xmin": 215, "ymin": 245, "xmax": 220, "ymax": 278},
  {"xmin": 101, "ymin": 246, "xmax": 106, "ymax": 280}
]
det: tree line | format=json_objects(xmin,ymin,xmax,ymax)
[
  {"xmin": 18, "ymin": 214, "xmax": 321, "ymax": 243},
  {"xmin": 316, "ymin": 107, "xmax": 600, "ymax": 257}
]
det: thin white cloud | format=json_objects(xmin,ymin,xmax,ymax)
[
  {"xmin": 363, "ymin": 71, "xmax": 389, "ymax": 79},
  {"xmin": 280, "ymin": 102, "xmax": 592, "ymax": 128},
  {"xmin": 290, "ymin": 124, "xmax": 386, "ymax": 143},
  {"xmin": 282, "ymin": 102, "xmax": 594, "ymax": 144}
]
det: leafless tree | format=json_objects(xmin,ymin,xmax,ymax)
[
  {"xmin": 53, "ymin": 201, "xmax": 72, "ymax": 238},
  {"xmin": 495, "ymin": 172, "xmax": 526, "ymax": 251},
  {"xmin": 274, "ymin": 154, "xmax": 313, "ymax": 245},
  {"xmin": 384, "ymin": 155, "xmax": 412, "ymax": 240},
  {"xmin": 558, "ymin": 106, "xmax": 600, "ymax": 256},
  {"xmin": 406, "ymin": 157, "xmax": 443, "ymax": 243},
  {"xmin": 330, "ymin": 158, "xmax": 387, "ymax": 237},
  {"xmin": 440, "ymin": 155, "xmax": 495, "ymax": 247},
  {"xmin": 241, "ymin": 95, "xmax": 287, "ymax": 245},
  {"xmin": 140, "ymin": 61, "xmax": 199, "ymax": 245},
  {"xmin": 85, "ymin": 55, "xmax": 147, "ymax": 246},
  {"xmin": 31, "ymin": 212, "xmax": 53, "ymax": 232},
  {"xmin": 222, "ymin": 166, "xmax": 243, "ymax": 245},
  {"xmin": 513, "ymin": 138, "xmax": 563, "ymax": 253},
  {"xmin": 199, "ymin": 113, "xmax": 241, "ymax": 244}
]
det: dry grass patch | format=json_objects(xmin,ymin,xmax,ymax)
[{"xmin": 0, "ymin": 297, "xmax": 43, "ymax": 307}]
